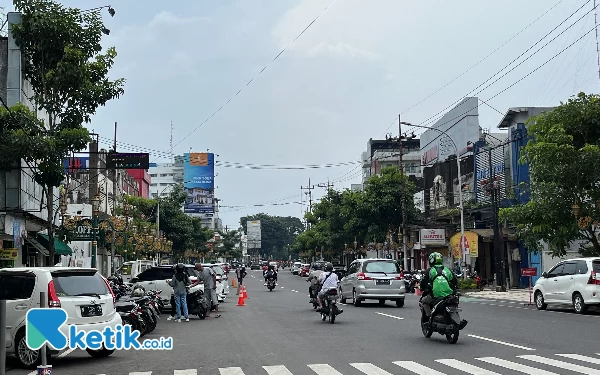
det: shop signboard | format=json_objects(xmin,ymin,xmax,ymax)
[
  {"xmin": 0, "ymin": 248, "xmax": 18, "ymax": 260},
  {"xmin": 420, "ymin": 229, "xmax": 446, "ymax": 246},
  {"xmin": 450, "ymin": 231, "xmax": 479, "ymax": 258}
]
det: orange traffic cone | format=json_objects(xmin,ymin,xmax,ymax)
[
  {"xmin": 236, "ymin": 293, "xmax": 245, "ymax": 306},
  {"xmin": 242, "ymin": 285, "xmax": 248, "ymax": 299},
  {"xmin": 232, "ymin": 278, "xmax": 237, "ymax": 288}
]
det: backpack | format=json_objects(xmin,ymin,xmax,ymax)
[{"xmin": 429, "ymin": 266, "xmax": 454, "ymax": 298}]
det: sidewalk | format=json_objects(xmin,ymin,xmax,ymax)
[{"xmin": 464, "ymin": 288, "xmax": 534, "ymax": 302}]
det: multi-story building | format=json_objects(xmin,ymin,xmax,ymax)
[
  {"xmin": 126, "ymin": 169, "xmax": 151, "ymax": 198},
  {"xmin": 361, "ymin": 138, "xmax": 422, "ymax": 184}
]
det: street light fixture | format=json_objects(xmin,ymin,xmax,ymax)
[{"xmin": 399, "ymin": 121, "xmax": 467, "ymax": 279}]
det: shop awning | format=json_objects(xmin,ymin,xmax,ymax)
[
  {"xmin": 36, "ymin": 234, "xmax": 72, "ymax": 255},
  {"xmin": 25, "ymin": 236, "xmax": 49, "ymax": 256}
]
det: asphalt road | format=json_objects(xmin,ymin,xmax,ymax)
[{"xmin": 6, "ymin": 269, "xmax": 600, "ymax": 375}]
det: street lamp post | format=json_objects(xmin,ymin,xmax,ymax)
[
  {"xmin": 91, "ymin": 190, "xmax": 101, "ymax": 269},
  {"xmin": 400, "ymin": 121, "xmax": 467, "ymax": 279}
]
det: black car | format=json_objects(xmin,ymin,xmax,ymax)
[{"xmin": 250, "ymin": 264, "xmax": 261, "ymax": 270}]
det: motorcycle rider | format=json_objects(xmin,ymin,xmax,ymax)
[
  {"xmin": 263, "ymin": 264, "xmax": 278, "ymax": 286},
  {"xmin": 420, "ymin": 252, "xmax": 466, "ymax": 329},
  {"xmin": 316, "ymin": 263, "xmax": 342, "ymax": 314},
  {"xmin": 307, "ymin": 263, "xmax": 323, "ymax": 300}
]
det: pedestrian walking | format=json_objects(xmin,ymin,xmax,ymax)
[
  {"xmin": 171, "ymin": 263, "xmax": 191, "ymax": 322},
  {"xmin": 236, "ymin": 266, "xmax": 247, "ymax": 295},
  {"xmin": 195, "ymin": 263, "xmax": 221, "ymax": 318}
]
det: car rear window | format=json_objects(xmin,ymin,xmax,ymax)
[
  {"xmin": 593, "ymin": 261, "xmax": 600, "ymax": 273},
  {"xmin": 363, "ymin": 261, "xmax": 401, "ymax": 274},
  {"xmin": 211, "ymin": 266, "xmax": 224, "ymax": 275},
  {"xmin": 0, "ymin": 273, "xmax": 35, "ymax": 300},
  {"xmin": 51, "ymin": 271, "xmax": 109, "ymax": 297}
]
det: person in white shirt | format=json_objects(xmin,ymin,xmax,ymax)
[{"xmin": 317, "ymin": 263, "xmax": 339, "ymax": 311}]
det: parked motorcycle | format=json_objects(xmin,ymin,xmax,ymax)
[
  {"xmin": 419, "ymin": 294, "xmax": 467, "ymax": 344},
  {"xmin": 472, "ymin": 271, "xmax": 487, "ymax": 291},
  {"xmin": 319, "ymin": 288, "xmax": 342, "ymax": 324},
  {"xmin": 186, "ymin": 289, "xmax": 209, "ymax": 319}
]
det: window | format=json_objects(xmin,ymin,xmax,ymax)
[
  {"xmin": 160, "ymin": 174, "xmax": 168, "ymax": 177},
  {"xmin": 363, "ymin": 260, "xmax": 401, "ymax": 274},
  {"xmin": 211, "ymin": 266, "xmax": 224, "ymax": 276},
  {"xmin": 136, "ymin": 268, "xmax": 162, "ymax": 281},
  {"xmin": 150, "ymin": 174, "xmax": 157, "ymax": 177},
  {"xmin": 548, "ymin": 263, "xmax": 564, "ymax": 278},
  {"xmin": 51, "ymin": 271, "xmax": 109, "ymax": 297},
  {"xmin": 187, "ymin": 268, "xmax": 200, "ymax": 278},
  {"xmin": 0, "ymin": 273, "xmax": 35, "ymax": 300},
  {"xmin": 575, "ymin": 260, "xmax": 588, "ymax": 274},
  {"xmin": 562, "ymin": 262, "xmax": 577, "ymax": 276},
  {"xmin": 150, "ymin": 183, "xmax": 157, "ymax": 186},
  {"xmin": 159, "ymin": 268, "xmax": 175, "ymax": 280}
]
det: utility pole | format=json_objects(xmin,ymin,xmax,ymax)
[
  {"xmin": 301, "ymin": 179, "xmax": 315, "ymax": 229},
  {"xmin": 111, "ymin": 121, "xmax": 117, "ymax": 276},
  {"xmin": 399, "ymin": 115, "xmax": 408, "ymax": 271},
  {"xmin": 317, "ymin": 179, "xmax": 334, "ymax": 190}
]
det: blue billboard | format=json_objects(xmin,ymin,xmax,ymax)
[
  {"xmin": 63, "ymin": 157, "xmax": 90, "ymax": 174},
  {"xmin": 183, "ymin": 153, "xmax": 214, "ymax": 214}
]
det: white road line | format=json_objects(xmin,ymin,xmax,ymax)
[
  {"xmin": 175, "ymin": 370, "xmax": 198, "ymax": 375},
  {"xmin": 436, "ymin": 359, "xmax": 501, "ymax": 374},
  {"xmin": 263, "ymin": 365, "xmax": 294, "ymax": 375},
  {"xmin": 351, "ymin": 363, "xmax": 394, "ymax": 374},
  {"xmin": 294, "ymin": 290, "xmax": 299, "ymax": 293},
  {"xmin": 281, "ymin": 287, "xmax": 285, "ymax": 289},
  {"xmin": 477, "ymin": 357, "xmax": 558, "ymax": 375},
  {"xmin": 57, "ymin": 347, "xmax": 76, "ymax": 358},
  {"xmin": 393, "ymin": 361, "xmax": 445, "ymax": 374},
  {"xmin": 519, "ymin": 354, "xmax": 600, "ymax": 374},
  {"xmin": 375, "ymin": 312, "xmax": 404, "ymax": 320},
  {"xmin": 219, "ymin": 368, "xmax": 245, "ymax": 375},
  {"xmin": 557, "ymin": 353, "xmax": 600, "ymax": 365},
  {"xmin": 129, "ymin": 372, "xmax": 153, "ymax": 375},
  {"xmin": 308, "ymin": 364, "xmax": 344, "ymax": 375},
  {"xmin": 467, "ymin": 335, "xmax": 536, "ymax": 351}
]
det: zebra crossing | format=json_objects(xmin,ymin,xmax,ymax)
[{"xmin": 95, "ymin": 353, "xmax": 600, "ymax": 374}]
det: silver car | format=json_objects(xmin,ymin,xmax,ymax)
[{"xmin": 339, "ymin": 258, "xmax": 405, "ymax": 307}]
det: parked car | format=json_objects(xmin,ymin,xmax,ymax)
[
  {"xmin": 291, "ymin": 262, "xmax": 302, "ymax": 275},
  {"xmin": 339, "ymin": 258, "xmax": 405, "ymax": 307},
  {"xmin": 130, "ymin": 265, "xmax": 199, "ymax": 308},
  {"xmin": 533, "ymin": 257, "xmax": 600, "ymax": 313},
  {"xmin": 300, "ymin": 264, "xmax": 311, "ymax": 277},
  {"xmin": 0, "ymin": 267, "xmax": 122, "ymax": 369}
]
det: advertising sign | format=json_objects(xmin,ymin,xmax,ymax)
[
  {"xmin": 0, "ymin": 248, "xmax": 18, "ymax": 260},
  {"xmin": 247, "ymin": 220, "xmax": 261, "ymax": 249},
  {"xmin": 521, "ymin": 267, "xmax": 537, "ymax": 277},
  {"xmin": 13, "ymin": 220, "xmax": 21, "ymax": 248},
  {"xmin": 106, "ymin": 153, "xmax": 150, "ymax": 169},
  {"xmin": 183, "ymin": 153, "xmax": 215, "ymax": 214},
  {"xmin": 450, "ymin": 231, "xmax": 478, "ymax": 258},
  {"xmin": 420, "ymin": 229, "xmax": 446, "ymax": 246},
  {"xmin": 63, "ymin": 157, "xmax": 90, "ymax": 174}
]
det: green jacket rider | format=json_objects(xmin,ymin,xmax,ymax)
[{"xmin": 420, "ymin": 252, "xmax": 458, "ymax": 315}]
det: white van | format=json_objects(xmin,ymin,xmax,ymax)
[
  {"xmin": 291, "ymin": 262, "xmax": 302, "ymax": 275},
  {"xmin": 116, "ymin": 260, "xmax": 156, "ymax": 283}
]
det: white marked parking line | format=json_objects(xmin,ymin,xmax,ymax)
[
  {"xmin": 308, "ymin": 364, "xmax": 344, "ymax": 375},
  {"xmin": 219, "ymin": 368, "xmax": 245, "ymax": 375},
  {"xmin": 468, "ymin": 335, "xmax": 535, "ymax": 351},
  {"xmin": 375, "ymin": 312, "xmax": 404, "ymax": 320}
]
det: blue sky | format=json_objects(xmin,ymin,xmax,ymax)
[{"xmin": 5, "ymin": 0, "xmax": 599, "ymax": 228}]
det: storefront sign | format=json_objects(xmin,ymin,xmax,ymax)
[
  {"xmin": 521, "ymin": 267, "xmax": 537, "ymax": 277},
  {"xmin": 422, "ymin": 146, "xmax": 439, "ymax": 165},
  {"xmin": 72, "ymin": 223, "xmax": 94, "ymax": 241},
  {"xmin": 450, "ymin": 231, "xmax": 478, "ymax": 258},
  {"xmin": 0, "ymin": 248, "xmax": 19, "ymax": 260},
  {"xmin": 420, "ymin": 229, "xmax": 446, "ymax": 245}
]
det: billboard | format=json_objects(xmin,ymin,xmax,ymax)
[
  {"xmin": 63, "ymin": 157, "xmax": 90, "ymax": 174},
  {"xmin": 183, "ymin": 153, "xmax": 215, "ymax": 214},
  {"xmin": 247, "ymin": 220, "xmax": 261, "ymax": 249}
]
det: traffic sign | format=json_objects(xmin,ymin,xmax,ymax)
[{"xmin": 521, "ymin": 267, "xmax": 537, "ymax": 277}]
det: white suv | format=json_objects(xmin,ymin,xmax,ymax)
[
  {"xmin": 1, "ymin": 267, "xmax": 121, "ymax": 369},
  {"xmin": 533, "ymin": 257, "xmax": 600, "ymax": 313}
]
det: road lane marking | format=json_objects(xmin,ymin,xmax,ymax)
[
  {"xmin": 351, "ymin": 363, "xmax": 394, "ymax": 374},
  {"xmin": 175, "ymin": 370, "xmax": 198, "ymax": 375},
  {"xmin": 558, "ymin": 354, "xmax": 600, "ymax": 364},
  {"xmin": 281, "ymin": 286, "xmax": 285, "ymax": 288},
  {"xmin": 129, "ymin": 373, "xmax": 153, "ymax": 375},
  {"xmin": 393, "ymin": 361, "xmax": 445, "ymax": 374},
  {"xmin": 294, "ymin": 290, "xmax": 299, "ymax": 293},
  {"xmin": 308, "ymin": 364, "xmax": 344, "ymax": 375},
  {"xmin": 477, "ymin": 357, "xmax": 557, "ymax": 375},
  {"xmin": 436, "ymin": 359, "xmax": 502, "ymax": 374},
  {"xmin": 467, "ymin": 335, "xmax": 535, "ymax": 350},
  {"xmin": 375, "ymin": 312, "xmax": 404, "ymax": 320},
  {"xmin": 519, "ymin": 355, "xmax": 600, "ymax": 374},
  {"xmin": 220, "ymin": 368, "xmax": 245, "ymax": 375},
  {"xmin": 57, "ymin": 347, "xmax": 75, "ymax": 358},
  {"xmin": 263, "ymin": 365, "xmax": 294, "ymax": 374}
]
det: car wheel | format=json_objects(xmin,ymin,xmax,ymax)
[
  {"xmin": 15, "ymin": 329, "xmax": 49, "ymax": 369},
  {"xmin": 396, "ymin": 299, "xmax": 405, "ymax": 307},
  {"xmin": 352, "ymin": 289, "xmax": 361, "ymax": 306},
  {"xmin": 573, "ymin": 293, "xmax": 588, "ymax": 314},
  {"xmin": 535, "ymin": 291, "xmax": 547, "ymax": 310},
  {"xmin": 339, "ymin": 287, "xmax": 347, "ymax": 304},
  {"xmin": 86, "ymin": 346, "xmax": 115, "ymax": 358}
]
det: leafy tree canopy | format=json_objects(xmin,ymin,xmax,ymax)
[
  {"xmin": 500, "ymin": 93, "xmax": 600, "ymax": 257},
  {"xmin": 240, "ymin": 213, "xmax": 305, "ymax": 259}
]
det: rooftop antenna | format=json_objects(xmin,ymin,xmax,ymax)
[{"xmin": 170, "ymin": 121, "xmax": 174, "ymax": 162}]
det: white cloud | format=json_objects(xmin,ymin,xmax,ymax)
[
  {"xmin": 307, "ymin": 42, "xmax": 380, "ymax": 60},
  {"xmin": 148, "ymin": 11, "xmax": 212, "ymax": 28}
]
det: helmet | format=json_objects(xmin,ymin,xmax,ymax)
[
  {"xmin": 428, "ymin": 252, "xmax": 443, "ymax": 266},
  {"xmin": 131, "ymin": 285, "xmax": 145, "ymax": 297},
  {"xmin": 175, "ymin": 263, "xmax": 185, "ymax": 273},
  {"xmin": 325, "ymin": 263, "xmax": 333, "ymax": 272}
]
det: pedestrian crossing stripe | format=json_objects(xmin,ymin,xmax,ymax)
[{"xmin": 94, "ymin": 353, "xmax": 600, "ymax": 374}]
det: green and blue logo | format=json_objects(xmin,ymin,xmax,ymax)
[{"xmin": 26, "ymin": 308, "xmax": 172, "ymax": 350}]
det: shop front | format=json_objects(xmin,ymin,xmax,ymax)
[{"xmin": 450, "ymin": 229, "xmax": 495, "ymax": 280}]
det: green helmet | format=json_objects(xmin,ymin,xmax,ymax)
[{"xmin": 428, "ymin": 252, "xmax": 443, "ymax": 266}]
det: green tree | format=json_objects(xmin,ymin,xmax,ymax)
[
  {"xmin": 500, "ymin": 93, "xmax": 600, "ymax": 256},
  {"xmin": 0, "ymin": 0, "xmax": 124, "ymax": 261},
  {"xmin": 240, "ymin": 213, "xmax": 304, "ymax": 258},
  {"xmin": 216, "ymin": 230, "xmax": 242, "ymax": 260}
]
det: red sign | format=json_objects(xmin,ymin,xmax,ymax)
[
  {"xmin": 422, "ymin": 146, "xmax": 438, "ymax": 165},
  {"xmin": 521, "ymin": 267, "xmax": 537, "ymax": 277}
]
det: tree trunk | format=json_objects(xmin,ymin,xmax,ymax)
[{"xmin": 47, "ymin": 184, "xmax": 55, "ymax": 265}]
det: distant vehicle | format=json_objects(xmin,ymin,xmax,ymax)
[
  {"xmin": 250, "ymin": 264, "xmax": 261, "ymax": 270},
  {"xmin": 116, "ymin": 260, "xmax": 156, "ymax": 283},
  {"xmin": 339, "ymin": 258, "xmax": 405, "ymax": 307},
  {"xmin": 300, "ymin": 264, "xmax": 311, "ymax": 277},
  {"xmin": 291, "ymin": 262, "xmax": 302, "ymax": 275}
]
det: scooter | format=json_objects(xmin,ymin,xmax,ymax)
[
  {"xmin": 318, "ymin": 289, "xmax": 343, "ymax": 324},
  {"xmin": 266, "ymin": 276, "xmax": 276, "ymax": 291},
  {"xmin": 419, "ymin": 293, "xmax": 467, "ymax": 344}
]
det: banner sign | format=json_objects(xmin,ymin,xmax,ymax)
[
  {"xmin": 0, "ymin": 248, "xmax": 18, "ymax": 260},
  {"xmin": 420, "ymin": 229, "xmax": 446, "ymax": 246},
  {"xmin": 450, "ymin": 231, "xmax": 479, "ymax": 258},
  {"xmin": 183, "ymin": 153, "xmax": 215, "ymax": 214},
  {"xmin": 247, "ymin": 220, "xmax": 261, "ymax": 249},
  {"xmin": 63, "ymin": 157, "xmax": 90, "ymax": 174}
]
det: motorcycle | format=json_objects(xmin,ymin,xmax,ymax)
[
  {"xmin": 472, "ymin": 271, "xmax": 487, "ymax": 291},
  {"xmin": 186, "ymin": 289, "xmax": 209, "ymax": 319},
  {"xmin": 419, "ymin": 294, "xmax": 467, "ymax": 344},
  {"xmin": 266, "ymin": 275, "xmax": 276, "ymax": 291},
  {"xmin": 319, "ymin": 288, "xmax": 342, "ymax": 324}
]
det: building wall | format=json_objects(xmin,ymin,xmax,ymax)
[
  {"xmin": 127, "ymin": 169, "xmax": 151, "ymax": 198},
  {"xmin": 148, "ymin": 163, "xmax": 181, "ymax": 198}
]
